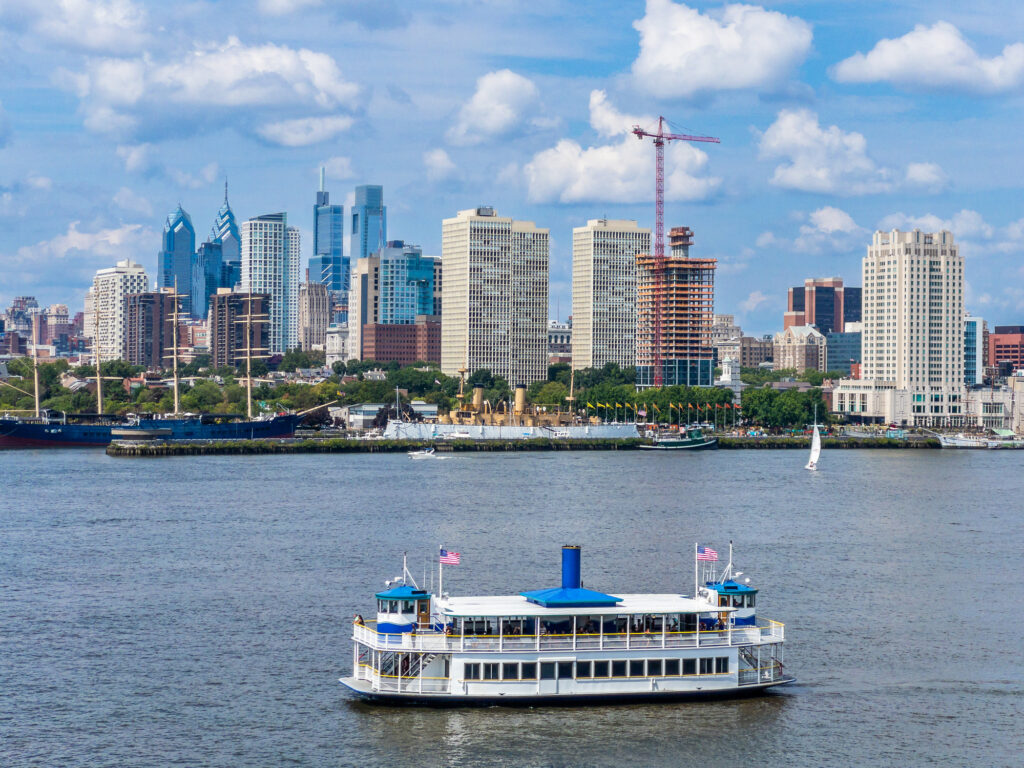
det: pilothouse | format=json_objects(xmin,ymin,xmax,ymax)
[{"xmin": 340, "ymin": 543, "xmax": 793, "ymax": 704}]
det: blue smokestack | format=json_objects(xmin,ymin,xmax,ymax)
[{"xmin": 561, "ymin": 545, "xmax": 582, "ymax": 590}]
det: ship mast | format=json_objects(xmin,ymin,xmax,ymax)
[
  {"xmin": 93, "ymin": 302, "xmax": 103, "ymax": 415},
  {"xmin": 246, "ymin": 294, "xmax": 253, "ymax": 419},
  {"xmin": 32, "ymin": 316, "xmax": 41, "ymax": 418},
  {"xmin": 172, "ymin": 279, "xmax": 181, "ymax": 415}
]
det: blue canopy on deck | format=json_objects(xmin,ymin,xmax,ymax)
[
  {"xmin": 375, "ymin": 584, "xmax": 432, "ymax": 601},
  {"xmin": 520, "ymin": 586, "xmax": 622, "ymax": 608},
  {"xmin": 706, "ymin": 579, "xmax": 757, "ymax": 594}
]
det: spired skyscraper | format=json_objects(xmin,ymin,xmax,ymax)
[
  {"xmin": 350, "ymin": 185, "xmax": 386, "ymax": 263},
  {"xmin": 158, "ymin": 205, "xmax": 196, "ymax": 316},
  {"xmin": 308, "ymin": 167, "xmax": 346, "ymax": 296},
  {"xmin": 191, "ymin": 182, "xmax": 242, "ymax": 319}
]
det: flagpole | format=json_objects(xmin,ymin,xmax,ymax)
[
  {"xmin": 694, "ymin": 542, "xmax": 698, "ymax": 598},
  {"xmin": 439, "ymin": 545, "xmax": 443, "ymax": 597}
]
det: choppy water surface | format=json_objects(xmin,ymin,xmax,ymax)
[{"xmin": 2, "ymin": 449, "xmax": 1022, "ymax": 767}]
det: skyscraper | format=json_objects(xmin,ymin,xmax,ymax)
[
  {"xmin": 124, "ymin": 290, "xmax": 175, "ymax": 369},
  {"xmin": 571, "ymin": 218, "xmax": 651, "ymax": 370},
  {"xmin": 91, "ymin": 259, "xmax": 150, "ymax": 362},
  {"xmin": 158, "ymin": 205, "xmax": 196, "ymax": 317},
  {"xmin": 964, "ymin": 315, "xmax": 986, "ymax": 386},
  {"xmin": 208, "ymin": 289, "xmax": 270, "ymax": 369},
  {"xmin": 833, "ymin": 229, "xmax": 965, "ymax": 426},
  {"xmin": 378, "ymin": 241, "xmax": 435, "ymax": 324},
  {"xmin": 350, "ymin": 184, "xmax": 386, "ymax": 263},
  {"xmin": 441, "ymin": 207, "xmax": 549, "ymax": 386},
  {"xmin": 309, "ymin": 167, "xmax": 346, "ymax": 297},
  {"xmin": 240, "ymin": 213, "xmax": 301, "ymax": 354},
  {"xmin": 211, "ymin": 182, "xmax": 241, "ymax": 264},
  {"xmin": 298, "ymin": 282, "xmax": 330, "ymax": 351},
  {"xmin": 191, "ymin": 184, "xmax": 242, "ymax": 319},
  {"xmin": 784, "ymin": 277, "xmax": 860, "ymax": 334},
  {"xmin": 635, "ymin": 226, "xmax": 716, "ymax": 388}
]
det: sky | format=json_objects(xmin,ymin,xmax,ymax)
[{"xmin": 2, "ymin": 0, "xmax": 1024, "ymax": 335}]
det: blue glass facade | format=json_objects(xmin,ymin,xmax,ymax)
[
  {"xmin": 350, "ymin": 185, "xmax": 386, "ymax": 263},
  {"xmin": 964, "ymin": 317, "xmax": 983, "ymax": 386},
  {"xmin": 191, "ymin": 240, "xmax": 222, "ymax": 319},
  {"xmin": 189, "ymin": 185, "xmax": 242, "ymax": 318},
  {"xmin": 377, "ymin": 241, "xmax": 434, "ymax": 325},
  {"xmin": 311, "ymin": 171, "xmax": 346, "ymax": 296},
  {"xmin": 825, "ymin": 331, "xmax": 862, "ymax": 375},
  {"xmin": 636, "ymin": 360, "xmax": 714, "ymax": 389},
  {"xmin": 158, "ymin": 205, "xmax": 196, "ymax": 316}
]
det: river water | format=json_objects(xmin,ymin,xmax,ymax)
[{"xmin": 2, "ymin": 449, "xmax": 1022, "ymax": 767}]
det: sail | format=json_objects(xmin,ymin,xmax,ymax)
[{"xmin": 807, "ymin": 425, "xmax": 822, "ymax": 467}]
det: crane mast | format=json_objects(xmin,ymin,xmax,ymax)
[{"xmin": 632, "ymin": 118, "xmax": 719, "ymax": 388}]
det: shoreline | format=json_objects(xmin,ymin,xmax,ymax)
[{"xmin": 105, "ymin": 435, "xmax": 941, "ymax": 457}]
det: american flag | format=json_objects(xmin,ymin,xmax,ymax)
[
  {"xmin": 440, "ymin": 549, "xmax": 461, "ymax": 565},
  {"xmin": 697, "ymin": 546, "xmax": 718, "ymax": 561}
]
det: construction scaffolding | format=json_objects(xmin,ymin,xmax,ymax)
[{"xmin": 636, "ymin": 227, "xmax": 716, "ymax": 389}]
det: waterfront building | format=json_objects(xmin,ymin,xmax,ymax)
[
  {"xmin": 310, "ymin": 167, "xmax": 347, "ymax": 299},
  {"xmin": 298, "ymin": 281, "xmax": 331, "ymax": 351},
  {"xmin": 571, "ymin": 218, "xmax": 650, "ymax": 371},
  {"xmin": 548, "ymin": 319, "xmax": 572, "ymax": 365},
  {"xmin": 208, "ymin": 289, "xmax": 270, "ymax": 368},
  {"xmin": 348, "ymin": 253, "xmax": 379, "ymax": 360},
  {"xmin": 351, "ymin": 185, "xmax": 387, "ymax": 263},
  {"xmin": 636, "ymin": 226, "xmax": 715, "ymax": 388},
  {"xmin": 91, "ymin": 259, "xmax": 149, "ymax": 362},
  {"xmin": 240, "ymin": 213, "xmax": 301, "ymax": 354},
  {"xmin": 158, "ymin": 205, "xmax": 196, "ymax": 317},
  {"xmin": 325, "ymin": 323, "xmax": 350, "ymax": 368},
  {"xmin": 431, "ymin": 256, "xmax": 443, "ymax": 317},
  {"xmin": 441, "ymin": 206, "xmax": 549, "ymax": 386},
  {"xmin": 825, "ymin": 323, "xmax": 862, "ymax": 376},
  {"xmin": 832, "ymin": 229, "xmax": 964, "ymax": 426},
  {"xmin": 964, "ymin": 315, "xmax": 986, "ymax": 386},
  {"xmin": 378, "ymin": 241, "xmax": 435, "ymax": 324},
  {"xmin": 123, "ymin": 290, "xmax": 175, "ymax": 369},
  {"xmin": 773, "ymin": 325, "xmax": 826, "ymax": 373},
  {"xmin": 362, "ymin": 316, "xmax": 441, "ymax": 366},
  {"xmin": 988, "ymin": 325, "xmax": 1024, "ymax": 371},
  {"xmin": 784, "ymin": 277, "xmax": 860, "ymax": 334}
]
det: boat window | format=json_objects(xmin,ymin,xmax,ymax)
[
  {"xmin": 715, "ymin": 657, "xmax": 729, "ymax": 674},
  {"xmin": 665, "ymin": 659, "xmax": 681, "ymax": 676},
  {"xmin": 576, "ymin": 661, "xmax": 593, "ymax": 678},
  {"xmin": 732, "ymin": 596, "xmax": 742, "ymax": 607},
  {"xmin": 403, "ymin": 601, "xmax": 414, "ymax": 613},
  {"xmin": 718, "ymin": 595, "xmax": 728, "ymax": 607},
  {"xmin": 629, "ymin": 660, "xmax": 644, "ymax": 677},
  {"xmin": 700, "ymin": 658, "xmax": 713, "ymax": 674},
  {"xmin": 540, "ymin": 662, "xmax": 556, "ymax": 680},
  {"xmin": 389, "ymin": 602, "xmax": 397, "ymax": 614},
  {"xmin": 502, "ymin": 663, "xmax": 519, "ymax": 680},
  {"xmin": 647, "ymin": 659, "xmax": 663, "ymax": 677},
  {"xmin": 748, "ymin": 594, "xmax": 756, "ymax": 608},
  {"xmin": 593, "ymin": 660, "xmax": 609, "ymax": 678},
  {"xmin": 682, "ymin": 659, "xmax": 696, "ymax": 676},
  {"xmin": 483, "ymin": 663, "xmax": 499, "ymax": 680},
  {"xmin": 464, "ymin": 663, "xmax": 480, "ymax": 680},
  {"xmin": 521, "ymin": 663, "xmax": 537, "ymax": 680},
  {"xmin": 557, "ymin": 662, "xmax": 573, "ymax": 680},
  {"xmin": 611, "ymin": 660, "xmax": 627, "ymax": 677}
]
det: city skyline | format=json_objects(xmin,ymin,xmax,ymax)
[{"xmin": 2, "ymin": 1, "xmax": 1024, "ymax": 334}]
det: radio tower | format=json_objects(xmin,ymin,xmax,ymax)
[{"xmin": 632, "ymin": 118, "xmax": 719, "ymax": 387}]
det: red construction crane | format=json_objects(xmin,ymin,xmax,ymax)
[{"xmin": 632, "ymin": 118, "xmax": 719, "ymax": 388}]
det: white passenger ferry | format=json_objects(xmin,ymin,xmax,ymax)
[{"xmin": 339, "ymin": 545, "xmax": 793, "ymax": 704}]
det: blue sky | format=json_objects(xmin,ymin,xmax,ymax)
[{"xmin": 2, "ymin": 0, "xmax": 1024, "ymax": 335}]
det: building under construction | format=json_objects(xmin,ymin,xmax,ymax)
[{"xmin": 636, "ymin": 226, "xmax": 716, "ymax": 389}]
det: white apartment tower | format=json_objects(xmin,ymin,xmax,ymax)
[
  {"xmin": 834, "ymin": 229, "xmax": 965, "ymax": 426},
  {"xmin": 240, "ymin": 213, "xmax": 301, "ymax": 354},
  {"xmin": 89, "ymin": 259, "xmax": 149, "ymax": 362},
  {"xmin": 571, "ymin": 218, "xmax": 651, "ymax": 370},
  {"xmin": 441, "ymin": 207, "xmax": 549, "ymax": 386}
]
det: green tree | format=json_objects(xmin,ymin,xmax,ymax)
[{"xmin": 180, "ymin": 380, "xmax": 223, "ymax": 412}]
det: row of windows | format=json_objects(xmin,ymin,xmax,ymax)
[{"xmin": 464, "ymin": 656, "xmax": 730, "ymax": 681}]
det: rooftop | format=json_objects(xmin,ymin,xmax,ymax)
[{"xmin": 436, "ymin": 593, "xmax": 723, "ymax": 618}]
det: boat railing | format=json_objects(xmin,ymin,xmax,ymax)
[
  {"xmin": 737, "ymin": 661, "xmax": 785, "ymax": 686},
  {"xmin": 354, "ymin": 619, "xmax": 785, "ymax": 653},
  {"xmin": 357, "ymin": 664, "xmax": 451, "ymax": 694}
]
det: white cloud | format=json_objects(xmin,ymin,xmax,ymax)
[
  {"xmin": 321, "ymin": 156, "xmax": 355, "ymax": 180},
  {"xmin": 447, "ymin": 69, "xmax": 540, "ymax": 146},
  {"xmin": 256, "ymin": 115, "xmax": 354, "ymax": 147},
  {"xmin": 878, "ymin": 210, "xmax": 993, "ymax": 239},
  {"xmin": 112, "ymin": 186, "xmax": 152, "ymax": 216},
  {"xmin": 832, "ymin": 22, "xmax": 1024, "ymax": 95},
  {"xmin": 741, "ymin": 290, "xmax": 771, "ymax": 313},
  {"xmin": 904, "ymin": 162, "xmax": 947, "ymax": 192},
  {"xmin": 4, "ymin": 0, "xmax": 150, "ymax": 54},
  {"xmin": 169, "ymin": 163, "xmax": 220, "ymax": 189},
  {"xmin": 26, "ymin": 175, "xmax": 52, "ymax": 190},
  {"xmin": 524, "ymin": 90, "xmax": 720, "ymax": 203},
  {"xmin": 116, "ymin": 143, "xmax": 153, "ymax": 173},
  {"xmin": 259, "ymin": 0, "xmax": 322, "ymax": 15},
  {"xmin": 631, "ymin": 0, "xmax": 812, "ymax": 98},
  {"xmin": 758, "ymin": 108, "xmax": 893, "ymax": 194},
  {"xmin": 64, "ymin": 37, "xmax": 360, "ymax": 140},
  {"xmin": 795, "ymin": 206, "xmax": 863, "ymax": 253},
  {"xmin": 423, "ymin": 149, "xmax": 457, "ymax": 182}
]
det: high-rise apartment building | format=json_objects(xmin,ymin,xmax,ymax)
[
  {"xmin": 832, "ymin": 229, "xmax": 964, "ymax": 426},
  {"xmin": 158, "ymin": 205, "xmax": 196, "ymax": 317},
  {"xmin": 773, "ymin": 325, "xmax": 827, "ymax": 372},
  {"xmin": 635, "ymin": 226, "xmax": 716, "ymax": 388},
  {"xmin": 378, "ymin": 241, "xmax": 435, "ymax": 324},
  {"xmin": 310, "ymin": 167, "xmax": 346, "ymax": 299},
  {"xmin": 571, "ymin": 218, "xmax": 651, "ymax": 371},
  {"xmin": 240, "ymin": 213, "xmax": 301, "ymax": 354},
  {"xmin": 784, "ymin": 277, "xmax": 860, "ymax": 334},
  {"xmin": 208, "ymin": 289, "xmax": 270, "ymax": 369},
  {"xmin": 441, "ymin": 207, "xmax": 549, "ymax": 386},
  {"xmin": 987, "ymin": 325, "xmax": 1024, "ymax": 370},
  {"xmin": 124, "ymin": 290, "xmax": 175, "ymax": 369},
  {"xmin": 348, "ymin": 253, "xmax": 379, "ymax": 361},
  {"xmin": 964, "ymin": 315, "xmax": 986, "ymax": 386},
  {"xmin": 91, "ymin": 259, "xmax": 149, "ymax": 362},
  {"xmin": 350, "ymin": 185, "xmax": 386, "ymax": 263},
  {"xmin": 298, "ymin": 281, "xmax": 331, "ymax": 351}
]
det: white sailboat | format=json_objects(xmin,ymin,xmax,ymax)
[{"xmin": 805, "ymin": 405, "xmax": 821, "ymax": 471}]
